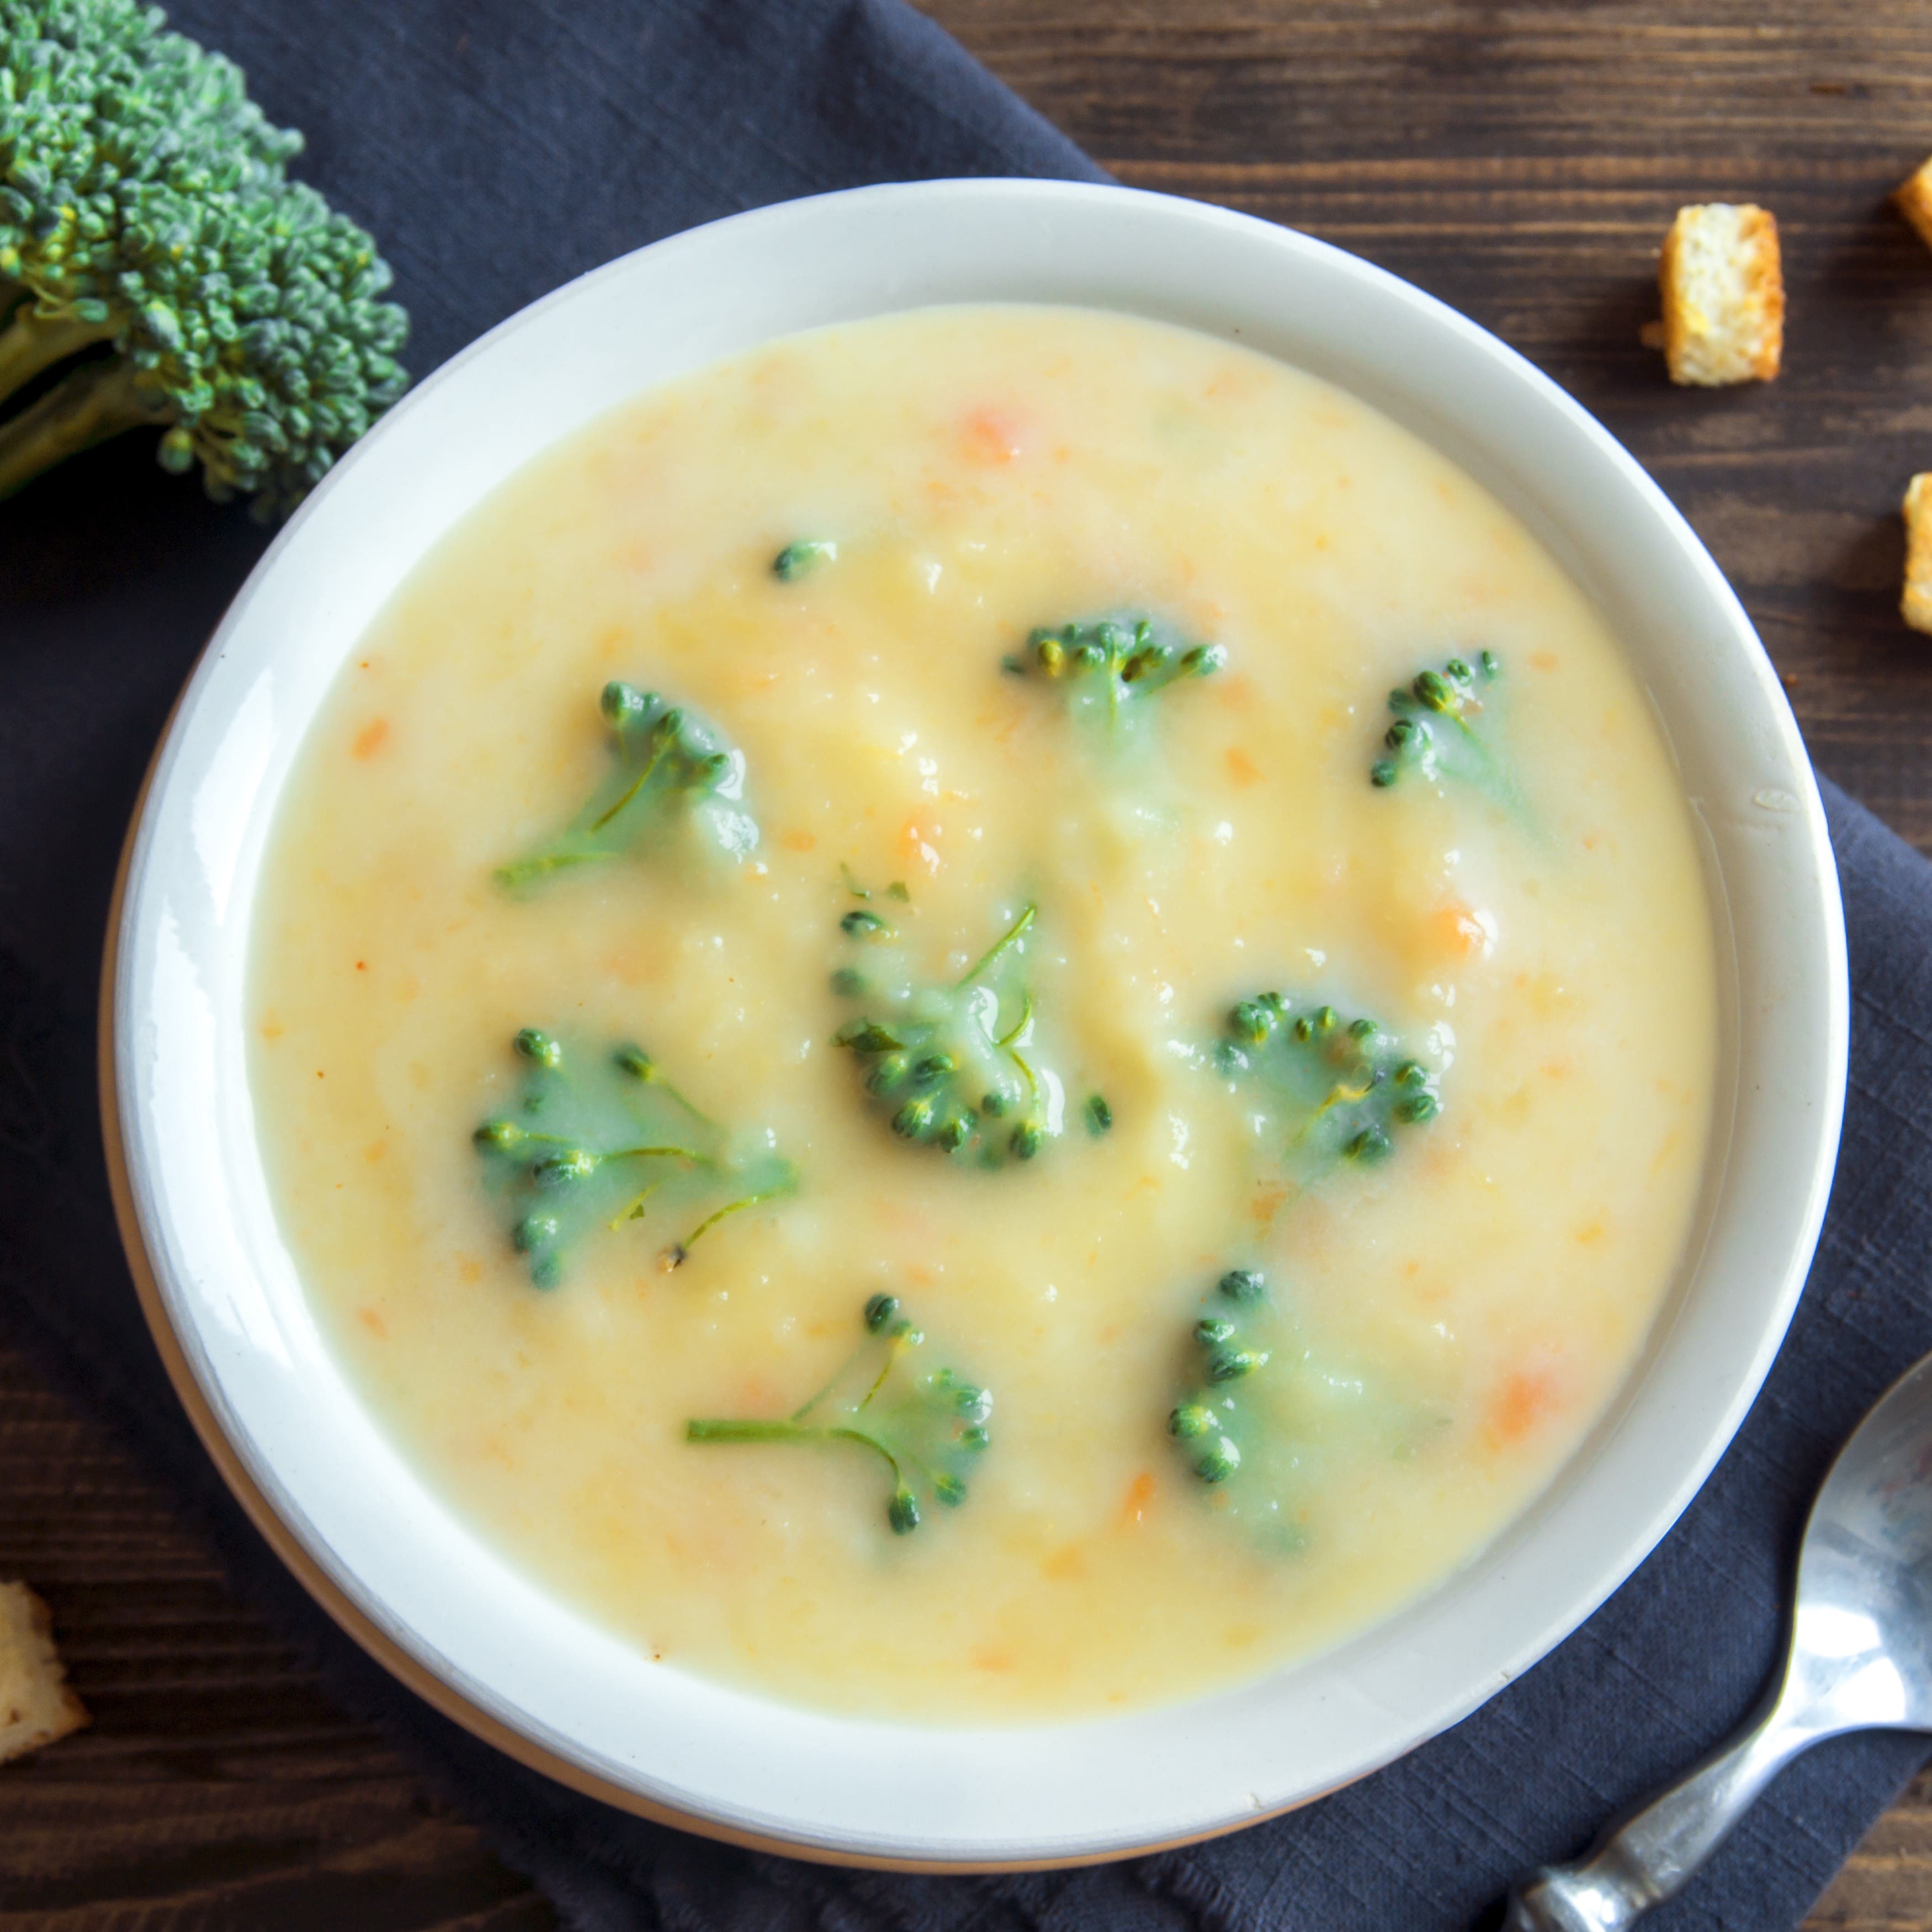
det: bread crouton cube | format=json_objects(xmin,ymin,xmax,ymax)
[
  {"xmin": 1897, "ymin": 158, "xmax": 1932, "ymax": 253},
  {"xmin": 1903, "ymin": 475, "xmax": 1932, "ymax": 635},
  {"xmin": 1655, "ymin": 204, "xmax": 1784, "ymax": 386},
  {"xmin": 0, "ymin": 1581, "xmax": 88, "ymax": 1766}
]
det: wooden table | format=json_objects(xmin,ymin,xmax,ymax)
[{"xmin": 6, "ymin": 1, "xmax": 1932, "ymax": 1925}]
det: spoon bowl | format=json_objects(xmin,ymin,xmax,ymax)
[
  {"xmin": 1791, "ymin": 1353, "xmax": 1932, "ymax": 1734},
  {"xmin": 1506, "ymin": 1347, "xmax": 1932, "ymax": 1929}
]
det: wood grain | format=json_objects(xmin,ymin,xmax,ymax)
[
  {"xmin": 0, "ymin": 1335, "xmax": 557, "ymax": 1931},
  {"xmin": 5, "ymin": 2, "xmax": 1932, "ymax": 1926}
]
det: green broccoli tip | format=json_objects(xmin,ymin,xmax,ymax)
[
  {"xmin": 1213, "ymin": 991, "xmax": 1441, "ymax": 1184},
  {"xmin": 1167, "ymin": 1268, "xmax": 1276, "ymax": 1489},
  {"xmin": 476, "ymin": 1027, "xmax": 793, "ymax": 1285},
  {"xmin": 685, "ymin": 1293, "xmax": 990, "ymax": 1536},
  {"xmin": 772, "ymin": 538, "xmax": 836, "ymax": 580},
  {"xmin": 495, "ymin": 682, "xmax": 758, "ymax": 887},
  {"xmin": 1370, "ymin": 651, "xmax": 1509, "ymax": 797},
  {"xmin": 1008, "ymin": 613, "xmax": 1225, "ymax": 735},
  {"xmin": 832, "ymin": 901, "xmax": 1067, "ymax": 1169},
  {"xmin": 0, "ymin": 0, "xmax": 410, "ymax": 516}
]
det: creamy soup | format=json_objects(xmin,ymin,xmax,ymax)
[{"xmin": 250, "ymin": 305, "xmax": 1716, "ymax": 1722}]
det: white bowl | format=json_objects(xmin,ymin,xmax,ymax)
[{"xmin": 104, "ymin": 179, "xmax": 1845, "ymax": 1869}]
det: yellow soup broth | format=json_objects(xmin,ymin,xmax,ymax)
[{"xmin": 250, "ymin": 306, "xmax": 1717, "ymax": 1721}]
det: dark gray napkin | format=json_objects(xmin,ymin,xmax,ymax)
[{"xmin": 3, "ymin": 2, "xmax": 1928, "ymax": 1926}]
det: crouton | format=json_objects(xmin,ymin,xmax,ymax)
[
  {"xmin": 1903, "ymin": 475, "xmax": 1932, "ymax": 635},
  {"xmin": 1897, "ymin": 157, "xmax": 1932, "ymax": 253},
  {"xmin": 0, "ymin": 1581, "xmax": 88, "ymax": 1765},
  {"xmin": 1653, "ymin": 204, "xmax": 1784, "ymax": 386}
]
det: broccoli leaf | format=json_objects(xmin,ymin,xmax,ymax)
[
  {"xmin": 1004, "ymin": 614, "xmax": 1225, "ymax": 739},
  {"xmin": 831, "ymin": 900, "xmax": 1066, "ymax": 1166},
  {"xmin": 473, "ymin": 1028, "xmax": 794, "ymax": 1286},
  {"xmin": 496, "ymin": 681, "xmax": 758, "ymax": 890},
  {"xmin": 686, "ymin": 1293, "xmax": 992, "ymax": 1535},
  {"xmin": 1210, "ymin": 993, "xmax": 1441, "ymax": 1186},
  {"xmin": 1368, "ymin": 651, "xmax": 1515, "ymax": 807}
]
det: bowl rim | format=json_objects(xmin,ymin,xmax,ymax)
[{"xmin": 105, "ymin": 174, "xmax": 1848, "ymax": 1867}]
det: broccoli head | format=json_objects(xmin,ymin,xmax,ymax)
[
  {"xmin": 473, "ymin": 1027, "xmax": 795, "ymax": 1286},
  {"xmin": 831, "ymin": 898, "xmax": 1066, "ymax": 1166},
  {"xmin": 1166, "ymin": 1268, "xmax": 1280, "ymax": 1497},
  {"xmin": 1368, "ymin": 652, "xmax": 1512, "ymax": 804},
  {"xmin": 1005, "ymin": 614, "xmax": 1225, "ymax": 739},
  {"xmin": 496, "ymin": 681, "xmax": 760, "ymax": 890},
  {"xmin": 1211, "ymin": 992, "xmax": 1440, "ymax": 1185},
  {"xmin": 686, "ymin": 1292, "xmax": 992, "ymax": 1535},
  {"xmin": 1166, "ymin": 1268, "xmax": 1431, "ymax": 1554},
  {"xmin": 0, "ymin": 0, "xmax": 407, "ymax": 516}
]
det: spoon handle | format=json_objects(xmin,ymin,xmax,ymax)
[{"xmin": 1503, "ymin": 1698, "xmax": 1812, "ymax": 1931}]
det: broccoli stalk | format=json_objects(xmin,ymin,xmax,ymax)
[
  {"xmin": 1004, "ymin": 614, "xmax": 1225, "ymax": 736},
  {"xmin": 496, "ymin": 681, "xmax": 759, "ymax": 889},
  {"xmin": 1211, "ymin": 993, "xmax": 1440, "ymax": 1185},
  {"xmin": 831, "ymin": 899, "xmax": 1066, "ymax": 1166},
  {"xmin": 1368, "ymin": 651, "xmax": 1511, "ymax": 802},
  {"xmin": 473, "ymin": 1028, "xmax": 795, "ymax": 1286},
  {"xmin": 686, "ymin": 1292, "xmax": 992, "ymax": 1535},
  {"xmin": 0, "ymin": 298, "xmax": 117, "ymax": 396},
  {"xmin": 0, "ymin": 0, "xmax": 408, "ymax": 516},
  {"xmin": 0, "ymin": 353, "xmax": 168, "ymax": 497}
]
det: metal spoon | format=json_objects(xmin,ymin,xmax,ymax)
[{"xmin": 1504, "ymin": 1347, "xmax": 1932, "ymax": 1930}]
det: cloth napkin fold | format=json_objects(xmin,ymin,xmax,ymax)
[{"xmin": 3, "ymin": 1, "xmax": 1929, "ymax": 1926}]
